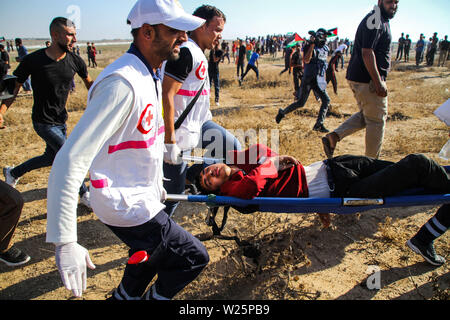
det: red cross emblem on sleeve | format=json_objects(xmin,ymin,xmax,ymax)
[
  {"xmin": 137, "ymin": 104, "xmax": 154, "ymax": 134},
  {"xmin": 195, "ymin": 61, "xmax": 207, "ymax": 80}
]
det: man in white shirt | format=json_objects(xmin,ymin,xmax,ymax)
[
  {"xmin": 334, "ymin": 42, "xmax": 348, "ymax": 69},
  {"xmin": 162, "ymin": 5, "xmax": 241, "ymax": 217},
  {"xmin": 46, "ymin": 0, "xmax": 209, "ymax": 300}
]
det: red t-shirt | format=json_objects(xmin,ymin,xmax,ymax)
[{"xmin": 220, "ymin": 144, "xmax": 309, "ymax": 199}]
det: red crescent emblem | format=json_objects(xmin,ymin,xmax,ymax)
[
  {"xmin": 137, "ymin": 104, "xmax": 154, "ymax": 134},
  {"xmin": 195, "ymin": 61, "xmax": 207, "ymax": 80}
]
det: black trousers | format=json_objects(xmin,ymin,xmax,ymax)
[
  {"xmin": 328, "ymin": 154, "xmax": 450, "ymax": 198},
  {"xmin": 106, "ymin": 211, "xmax": 209, "ymax": 299},
  {"xmin": 241, "ymin": 64, "xmax": 259, "ymax": 80},
  {"xmin": 283, "ymin": 75, "xmax": 331, "ymax": 127},
  {"xmin": 237, "ymin": 60, "xmax": 245, "ymax": 77}
]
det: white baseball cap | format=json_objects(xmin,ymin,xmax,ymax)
[{"xmin": 127, "ymin": 0, "xmax": 205, "ymax": 32}]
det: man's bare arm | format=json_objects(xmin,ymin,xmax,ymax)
[
  {"xmin": 362, "ymin": 48, "xmax": 387, "ymax": 97},
  {"xmin": 162, "ymin": 75, "xmax": 183, "ymax": 144},
  {"xmin": 303, "ymin": 38, "xmax": 316, "ymax": 64},
  {"xmin": 82, "ymin": 75, "xmax": 94, "ymax": 90}
]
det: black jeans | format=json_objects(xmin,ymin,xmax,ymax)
[
  {"xmin": 106, "ymin": 211, "xmax": 209, "ymax": 299},
  {"xmin": 12, "ymin": 122, "xmax": 88, "ymax": 196},
  {"xmin": 208, "ymin": 67, "xmax": 220, "ymax": 102},
  {"xmin": 282, "ymin": 75, "xmax": 331, "ymax": 127},
  {"xmin": 328, "ymin": 154, "xmax": 450, "ymax": 198},
  {"xmin": 241, "ymin": 64, "xmax": 259, "ymax": 80},
  {"xmin": 237, "ymin": 60, "xmax": 245, "ymax": 77}
]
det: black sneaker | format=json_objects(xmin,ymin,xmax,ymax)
[
  {"xmin": 407, "ymin": 237, "xmax": 446, "ymax": 266},
  {"xmin": 275, "ymin": 109, "xmax": 285, "ymax": 124},
  {"xmin": 313, "ymin": 124, "xmax": 330, "ymax": 133},
  {"xmin": 0, "ymin": 246, "xmax": 31, "ymax": 267}
]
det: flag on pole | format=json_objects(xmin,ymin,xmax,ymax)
[
  {"xmin": 287, "ymin": 33, "xmax": 305, "ymax": 48},
  {"xmin": 0, "ymin": 37, "xmax": 5, "ymax": 42},
  {"xmin": 327, "ymin": 28, "xmax": 338, "ymax": 38}
]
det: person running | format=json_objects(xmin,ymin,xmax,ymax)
[
  {"xmin": 326, "ymin": 50, "xmax": 342, "ymax": 95},
  {"xmin": 275, "ymin": 28, "xmax": 332, "ymax": 133},
  {"xmin": 2, "ymin": 17, "xmax": 93, "ymax": 207},
  {"xmin": 46, "ymin": 0, "xmax": 209, "ymax": 300},
  {"xmin": 239, "ymin": 48, "xmax": 260, "ymax": 84},
  {"xmin": 322, "ymin": 0, "xmax": 398, "ymax": 160},
  {"xmin": 161, "ymin": 5, "xmax": 241, "ymax": 218}
]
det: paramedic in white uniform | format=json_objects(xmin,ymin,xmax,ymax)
[{"xmin": 46, "ymin": 0, "xmax": 209, "ymax": 300}]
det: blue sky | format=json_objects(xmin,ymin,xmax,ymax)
[{"xmin": 0, "ymin": 0, "xmax": 448, "ymax": 41}]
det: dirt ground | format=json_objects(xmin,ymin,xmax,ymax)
[{"xmin": 0, "ymin": 44, "xmax": 449, "ymax": 301}]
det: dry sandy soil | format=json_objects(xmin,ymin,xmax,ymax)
[{"xmin": 0, "ymin": 44, "xmax": 449, "ymax": 301}]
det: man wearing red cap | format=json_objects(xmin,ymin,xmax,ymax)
[{"xmin": 46, "ymin": 0, "xmax": 209, "ymax": 300}]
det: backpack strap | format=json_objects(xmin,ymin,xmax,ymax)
[{"xmin": 174, "ymin": 81, "xmax": 206, "ymax": 130}]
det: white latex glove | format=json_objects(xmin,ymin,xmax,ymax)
[
  {"xmin": 164, "ymin": 143, "xmax": 183, "ymax": 165},
  {"xmin": 55, "ymin": 242, "xmax": 96, "ymax": 297}
]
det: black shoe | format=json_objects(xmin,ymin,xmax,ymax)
[
  {"xmin": 313, "ymin": 124, "xmax": 329, "ymax": 133},
  {"xmin": 0, "ymin": 246, "xmax": 31, "ymax": 267},
  {"xmin": 275, "ymin": 109, "xmax": 285, "ymax": 124},
  {"xmin": 407, "ymin": 237, "xmax": 446, "ymax": 266}
]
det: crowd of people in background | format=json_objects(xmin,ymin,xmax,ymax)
[{"xmin": 395, "ymin": 32, "xmax": 449, "ymax": 67}]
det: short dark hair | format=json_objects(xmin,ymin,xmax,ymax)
[
  {"xmin": 50, "ymin": 17, "xmax": 76, "ymax": 34},
  {"xmin": 127, "ymin": 20, "xmax": 141, "ymax": 40},
  {"xmin": 192, "ymin": 5, "xmax": 226, "ymax": 24}
]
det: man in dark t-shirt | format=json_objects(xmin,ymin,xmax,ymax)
[
  {"xmin": 1, "ymin": 17, "xmax": 93, "ymax": 204},
  {"xmin": 237, "ymin": 39, "xmax": 246, "ymax": 78},
  {"xmin": 395, "ymin": 33, "xmax": 405, "ymax": 61},
  {"xmin": 323, "ymin": 0, "xmax": 398, "ymax": 160},
  {"xmin": 208, "ymin": 42, "xmax": 223, "ymax": 105},
  {"xmin": 438, "ymin": 35, "xmax": 449, "ymax": 67},
  {"xmin": 403, "ymin": 34, "xmax": 412, "ymax": 62}
]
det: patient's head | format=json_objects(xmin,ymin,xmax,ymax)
[{"xmin": 195, "ymin": 163, "xmax": 232, "ymax": 194}]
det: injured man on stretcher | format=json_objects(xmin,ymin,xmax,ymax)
[{"xmin": 193, "ymin": 144, "xmax": 450, "ymax": 228}]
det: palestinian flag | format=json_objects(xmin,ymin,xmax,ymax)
[
  {"xmin": 0, "ymin": 37, "xmax": 5, "ymax": 42},
  {"xmin": 328, "ymin": 28, "xmax": 338, "ymax": 38},
  {"xmin": 287, "ymin": 33, "xmax": 305, "ymax": 48}
]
